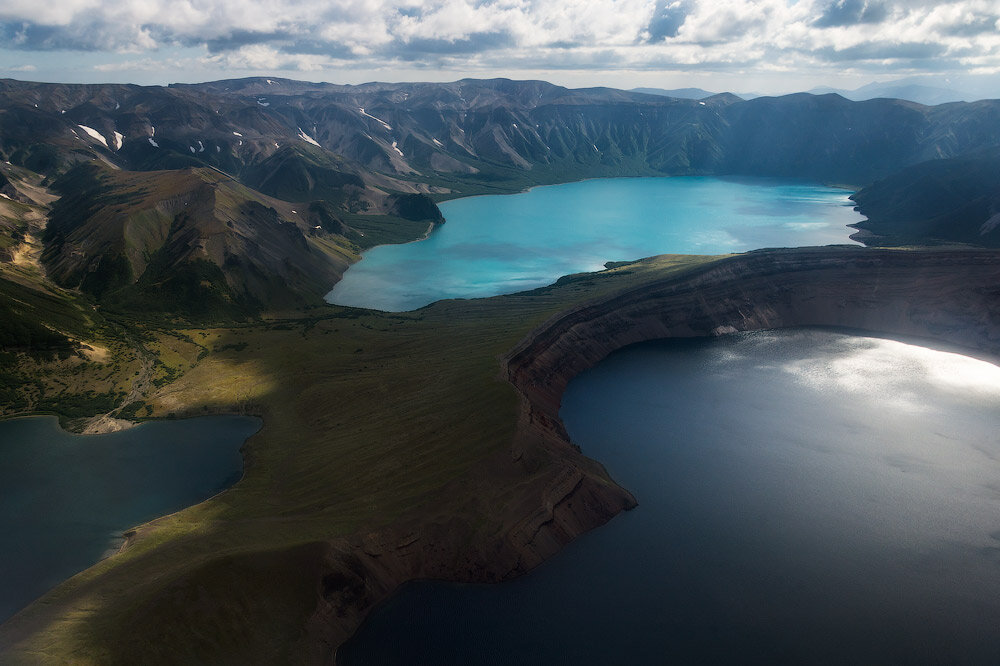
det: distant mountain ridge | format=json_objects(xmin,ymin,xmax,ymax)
[
  {"xmin": 630, "ymin": 87, "xmax": 718, "ymax": 100},
  {"xmin": 2, "ymin": 76, "xmax": 1000, "ymax": 313},
  {"xmin": 808, "ymin": 81, "xmax": 979, "ymax": 106},
  {"xmin": 4, "ymin": 76, "xmax": 1000, "ymax": 192}
]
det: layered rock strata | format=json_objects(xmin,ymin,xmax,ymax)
[{"xmin": 320, "ymin": 247, "xmax": 1000, "ymax": 663}]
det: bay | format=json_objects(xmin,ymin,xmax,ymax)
[
  {"xmin": 0, "ymin": 414, "xmax": 260, "ymax": 622},
  {"xmin": 339, "ymin": 329, "xmax": 1000, "ymax": 664}
]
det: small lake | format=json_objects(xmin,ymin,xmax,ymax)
[
  {"xmin": 339, "ymin": 329, "xmax": 1000, "ymax": 664},
  {"xmin": 327, "ymin": 177, "xmax": 862, "ymax": 311},
  {"xmin": 0, "ymin": 414, "xmax": 260, "ymax": 622}
]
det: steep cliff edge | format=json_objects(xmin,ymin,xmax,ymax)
[
  {"xmin": 505, "ymin": 247, "xmax": 1000, "ymax": 422},
  {"xmin": 504, "ymin": 248, "xmax": 1000, "ymax": 456},
  {"xmin": 321, "ymin": 246, "xmax": 1000, "ymax": 663}
]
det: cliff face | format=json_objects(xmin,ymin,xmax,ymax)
[
  {"xmin": 318, "ymin": 247, "xmax": 1000, "ymax": 662},
  {"xmin": 304, "ymin": 456, "xmax": 638, "ymax": 663},
  {"xmin": 504, "ymin": 248, "xmax": 1000, "ymax": 421}
]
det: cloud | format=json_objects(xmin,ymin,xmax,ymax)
[
  {"xmin": 646, "ymin": 1, "xmax": 691, "ymax": 41},
  {"xmin": 203, "ymin": 30, "xmax": 291, "ymax": 55},
  {"xmin": 0, "ymin": 0, "xmax": 997, "ymax": 87},
  {"xmin": 389, "ymin": 32, "xmax": 516, "ymax": 60},
  {"xmin": 813, "ymin": 0, "xmax": 889, "ymax": 28}
]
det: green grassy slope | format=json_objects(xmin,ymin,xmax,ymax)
[
  {"xmin": 850, "ymin": 146, "xmax": 1000, "ymax": 247},
  {"xmin": 42, "ymin": 163, "xmax": 361, "ymax": 318},
  {"xmin": 0, "ymin": 254, "xmax": 715, "ymax": 664}
]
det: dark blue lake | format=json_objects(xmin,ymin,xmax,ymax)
[
  {"xmin": 327, "ymin": 177, "xmax": 862, "ymax": 311},
  {"xmin": 340, "ymin": 329, "xmax": 1000, "ymax": 664},
  {"xmin": 0, "ymin": 414, "xmax": 260, "ymax": 622}
]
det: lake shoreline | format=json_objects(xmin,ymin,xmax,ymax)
[
  {"xmin": 342, "ymin": 326, "xmax": 1000, "ymax": 663},
  {"xmin": 328, "ymin": 177, "xmax": 863, "ymax": 311},
  {"xmin": 0, "ymin": 414, "xmax": 261, "ymax": 624}
]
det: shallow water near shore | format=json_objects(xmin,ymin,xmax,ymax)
[
  {"xmin": 327, "ymin": 177, "xmax": 862, "ymax": 311},
  {"xmin": 339, "ymin": 329, "xmax": 1000, "ymax": 664},
  {"xmin": 0, "ymin": 414, "xmax": 260, "ymax": 622}
]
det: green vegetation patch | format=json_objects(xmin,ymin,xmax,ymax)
[
  {"xmin": 35, "ymin": 389, "xmax": 121, "ymax": 419},
  {"xmin": 340, "ymin": 213, "xmax": 435, "ymax": 249},
  {"xmin": 0, "ymin": 276, "xmax": 93, "ymax": 359},
  {"xmin": 0, "ymin": 252, "xmax": 721, "ymax": 664}
]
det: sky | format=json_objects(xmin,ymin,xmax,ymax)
[{"xmin": 1, "ymin": 0, "xmax": 999, "ymax": 97}]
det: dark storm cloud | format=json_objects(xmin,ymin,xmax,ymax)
[
  {"xmin": 943, "ymin": 15, "xmax": 1000, "ymax": 37},
  {"xmin": 203, "ymin": 30, "xmax": 292, "ymax": 54},
  {"xmin": 387, "ymin": 31, "xmax": 515, "ymax": 60},
  {"xmin": 0, "ymin": 21, "xmax": 98, "ymax": 51},
  {"xmin": 646, "ymin": 0, "xmax": 691, "ymax": 41},
  {"xmin": 274, "ymin": 40, "xmax": 358, "ymax": 59}
]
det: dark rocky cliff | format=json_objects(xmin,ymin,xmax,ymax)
[
  {"xmin": 307, "ymin": 246, "xmax": 1000, "ymax": 662},
  {"xmin": 505, "ymin": 247, "xmax": 1000, "ymax": 421}
]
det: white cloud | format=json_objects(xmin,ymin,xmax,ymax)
[{"xmin": 0, "ymin": 0, "xmax": 997, "ymax": 90}]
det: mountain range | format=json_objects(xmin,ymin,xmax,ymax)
[
  {"xmin": 2, "ymin": 76, "xmax": 1000, "ymax": 319},
  {"xmin": 634, "ymin": 78, "xmax": 986, "ymax": 106},
  {"xmin": 629, "ymin": 87, "xmax": 717, "ymax": 100},
  {"xmin": 808, "ymin": 80, "xmax": 979, "ymax": 106}
]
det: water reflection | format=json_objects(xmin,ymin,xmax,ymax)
[
  {"xmin": 340, "ymin": 329, "xmax": 1000, "ymax": 664},
  {"xmin": 328, "ymin": 178, "xmax": 862, "ymax": 311}
]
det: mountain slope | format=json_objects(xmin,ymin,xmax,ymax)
[
  {"xmin": 43, "ymin": 163, "xmax": 359, "ymax": 317},
  {"xmin": 2, "ymin": 74, "xmax": 1000, "ymax": 298},
  {"xmin": 631, "ymin": 87, "xmax": 718, "ymax": 100},
  {"xmin": 4, "ymin": 77, "xmax": 1000, "ymax": 194},
  {"xmin": 849, "ymin": 147, "xmax": 1000, "ymax": 247}
]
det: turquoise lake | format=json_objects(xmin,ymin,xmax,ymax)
[
  {"xmin": 327, "ymin": 177, "xmax": 863, "ymax": 311},
  {"xmin": 0, "ymin": 415, "xmax": 260, "ymax": 622},
  {"xmin": 340, "ymin": 329, "xmax": 1000, "ymax": 664}
]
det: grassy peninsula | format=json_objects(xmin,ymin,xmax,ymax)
[{"xmin": 0, "ymin": 253, "xmax": 715, "ymax": 663}]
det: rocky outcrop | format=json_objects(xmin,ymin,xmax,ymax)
[
  {"xmin": 305, "ymin": 426, "xmax": 637, "ymax": 664},
  {"xmin": 504, "ymin": 247, "xmax": 1000, "ymax": 423}
]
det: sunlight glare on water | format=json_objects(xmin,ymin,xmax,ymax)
[{"xmin": 340, "ymin": 329, "xmax": 1000, "ymax": 665}]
